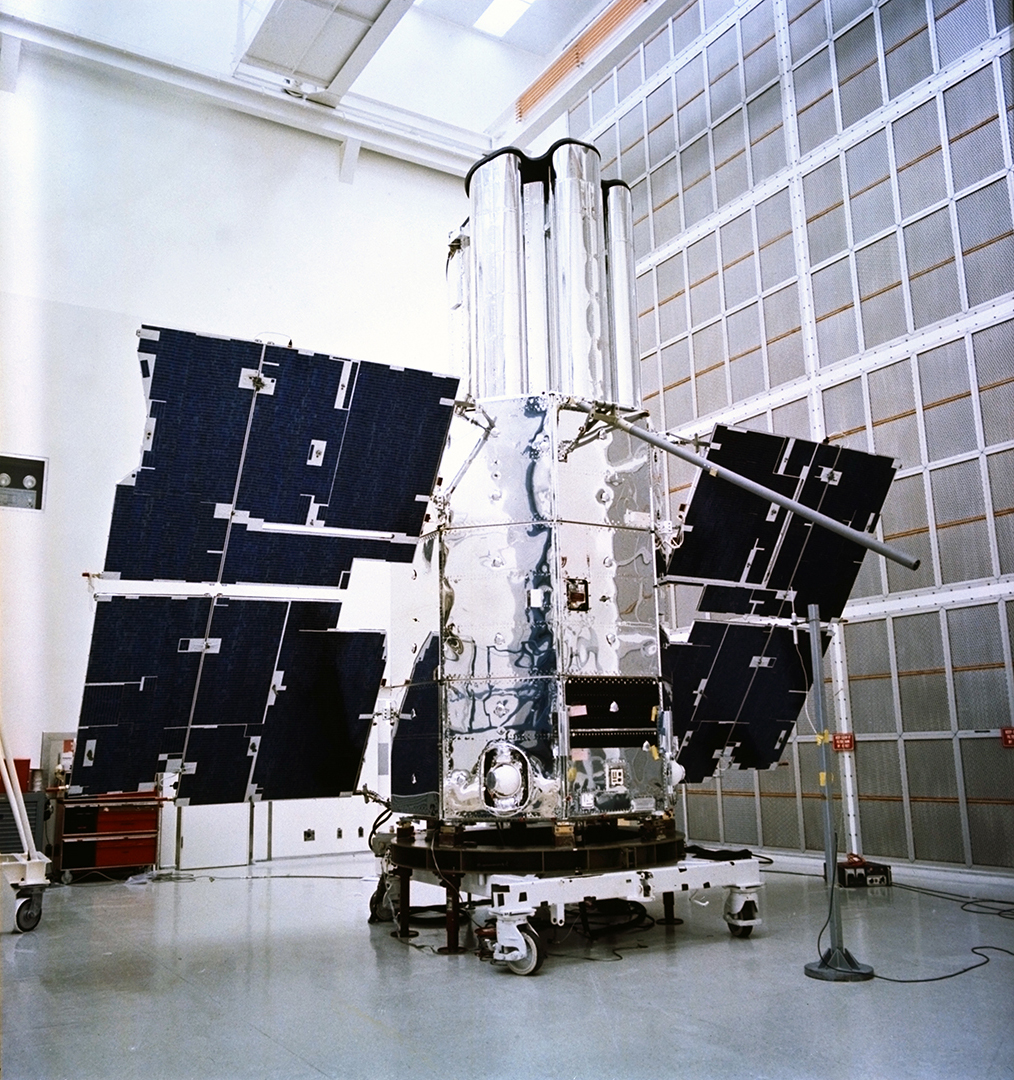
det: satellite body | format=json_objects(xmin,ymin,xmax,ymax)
[{"xmin": 389, "ymin": 142, "xmax": 676, "ymax": 825}]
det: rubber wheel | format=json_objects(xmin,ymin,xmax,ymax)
[
  {"xmin": 15, "ymin": 899, "xmax": 41, "ymax": 933},
  {"xmin": 728, "ymin": 900, "xmax": 756, "ymax": 938},
  {"xmin": 506, "ymin": 925, "xmax": 546, "ymax": 976}
]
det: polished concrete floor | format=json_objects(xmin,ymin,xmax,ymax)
[{"xmin": 3, "ymin": 852, "xmax": 1012, "ymax": 1080}]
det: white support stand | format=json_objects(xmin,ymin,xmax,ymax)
[
  {"xmin": 0, "ymin": 690, "xmax": 50, "ymax": 932},
  {"xmin": 385, "ymin": 856, "xmax": 764, "ymax": 971},
  {"xmin": 477, "ymin": 856, "xmax": 763, "ymax": 962}
]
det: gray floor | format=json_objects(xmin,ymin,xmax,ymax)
[{"xmin": 3, "ymin": 852, "xmax": 1012, "ymax": 1080}]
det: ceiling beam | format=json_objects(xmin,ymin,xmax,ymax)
[
  {"xmin": 0, "ymin": 12, "xmax": 488, "ymax": 176},
  {"xmin": 319, "ymin": 0, "xmax": 415, "ymax": 102}
]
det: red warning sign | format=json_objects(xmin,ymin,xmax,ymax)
[
  {"xmin": 1001, "ymin": 728, "xmax": 1014, "ymax": 748},
  {"xmin": 832, "ymin": 732, "xmax": 855, "ymax": 752}
]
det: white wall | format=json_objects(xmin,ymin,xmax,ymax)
[{"xmin": 0, "ymin": 46, "xmax": 468, "ymax": 770}]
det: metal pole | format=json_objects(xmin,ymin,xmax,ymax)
[
  {"xmin": 804, "ymin": 603, "xmax": 873, "ymax": 981},
  {"xmin": 571, "ymin": 401, "xmax": 920, "ymax": 571}
]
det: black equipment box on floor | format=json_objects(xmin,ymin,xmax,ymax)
[{"xmin": 837, "ymin": 859, "xmax": 892, "ymax": 887}]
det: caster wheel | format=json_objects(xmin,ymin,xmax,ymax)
[
  {"xmin": 728, "ymin": 900, "xmax": 757, "ymax": 938},
  {"xmin": 506, "ymin": 925, "xmax": 546, "ymax": 976},
  {"xmin": 15, "ymin": 898, "xmax": 41, "ymax": 933}
]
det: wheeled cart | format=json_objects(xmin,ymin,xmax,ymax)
[{"xmin": 375, "ymin": 818, "xmax": 762, "ymax": 974}]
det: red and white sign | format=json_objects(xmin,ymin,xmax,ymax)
[
  {"xmin": 1001, "ymin": 728, "xmax": 1014, "ymax": 749},
  {"xmin": 832, "ymin": 732, "xmax": 855, "ymax": 752}
]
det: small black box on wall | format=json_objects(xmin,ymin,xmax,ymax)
[{"xmin": 0, "ymin": 455, "xmax": 46, "ymax": 510}]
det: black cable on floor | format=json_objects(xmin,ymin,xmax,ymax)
[
  {"xmin": 874, "ymin": 946, "xmax": 1014, "ymax": 984},
  {"xmin": 891, "ymin": 881, "xmax": 1014, "ymax": 920}
]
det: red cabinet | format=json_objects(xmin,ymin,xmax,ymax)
[{"xmin": 54, "ymin": 793, "xmax": 161, "ymax": 879}]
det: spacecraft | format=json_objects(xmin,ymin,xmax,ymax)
[{"xmin": 57, "ymin": 140, "xmax": 915, "ymax": 972}]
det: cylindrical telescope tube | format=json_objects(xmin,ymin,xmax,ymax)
[
  {"xmin": 551, "ymin": 142, "xmax": 611, "ymax": 402},
  {"xmin": 522, "ymin": 180, "xmax": 550, "ymax": 396},
  {"xmin": 469, "ymin": 151, "xmax": 527, "ymax": 398},
  {"xmin": 604, "ymin": 181, "xmax": 641, "ymax": 409}
]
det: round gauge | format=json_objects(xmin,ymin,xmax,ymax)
[
  {"xmin": 0, "ymin": 473, "xmax": 10, "ymax": 487},
  {"xmin": 23, "ymin": 474, "xmax": 37, "ymax": 489}
]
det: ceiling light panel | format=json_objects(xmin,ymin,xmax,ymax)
[{"xmin": 473, "ymin": 0, "xmax": 532, "ymax": 38}]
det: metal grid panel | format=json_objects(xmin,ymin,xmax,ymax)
[
  {"xmin": 721, "ymin": 211, "xmax": 758, "ymax": 307},
  {"xmin": 720, "ymin": 787, "xmax": 759, "ymax": 844},
  {"xmin": 756, "ymin": 188, "xmax": 796, "ymax": 289},
  {"xmin": 893, "ymin": 611, "xmax": 951, "ymax": 732},
  {"xmin": 934, "ymin": 0, "xmax": 992, "ymax": 70},
  {"xmin": 763, "ymin": 284, "xmax": 805, "ymax": 386},
  {"xmin": 708, "ymin": 24, "xmax": 742, "ymax": 122},
  {"xmin": 822, "ymin": 376, "xmax": 866, "ymax": 445},
  {"xmin": 788, "ymin": 0, "xmax": 829, "ymax": 63},
  {"xmin": 893, "ymin": 100, "xmax": 946, "ymax": 219},
  {"xmin": 795, "ymin": 48, "xmax": 836, "ymax": 155},
  {"xmin": 674, "ymin": 1, "xmax": 704, "ymax": 54},
  {"xmin": 647, "ymin": 81, "xmax": 676, "ymax": 168},
  {"xmin": 905, "ymin": 210, "xmax": 962, "ymax": 329},
  {"xmin": 758, "ymin": 757, "xmax": 799, "ymax": 849},
  {"xmin": 947, "ymin": 605, "xmax": 1010, "ymax": 730},
  {"xmin": 881, "ymin": 0, "xmax": 932, "ymax": 100},
  {"xmin": 972, "ymin": 319, "xmax": 1014, "ymax": 448},
  {"xmin": 868, "ymin": 359, "xmax": 919, "ymax": 466},
  {"xmin": 743, "ymin": 0, "xmax": 778, "ymax": 96},
  {"xmin": 804, "ymin": 157, "xmax": 847, "ymax": 264},
  {"xmin": 846, "ymin": 130, "xmax": 894, "ymax": 244},
  {"xmin": 854, "ymin": 741, "xmax": 909, "ymax": 858},
  {"xmin": 944, "ymin": 66, "xmax": 1004, "ymax": 195},
  {"xmin": 956, "ymin": 180, "xmax": 1014, "ymax": 309},
  {"xmin": 931, "ymin": 460, "xmax": 992, "ymax": 584},
  {"xmin": 856, "ymin": 234, "xmax": 907, "ymax": 347},
  {"xmin": 987, "ymin": 449, "xmax": 1014, "ymax": 574},
  {"xmin": 747, "ymin": 83, "xmax": 787, "ymax": 181},
  {"xmin": 686, "ymin": 782, "xmax": 721, "ymax": 840},
  {"xmin": 918, "ymin": 340, "xmax": 976, "ymax": 462},
  {"xmin": 959, "ymin": 739, "xmax": 1014, "ymax": 867},
  {"xmin": 835, "ymin": 15, "xmax": 883, "ymax": 130},
  {"xmin": 772, "ymin": 396, "xmax": 812, "ymax": 438}
]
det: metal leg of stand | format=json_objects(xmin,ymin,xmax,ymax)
[
  {"xmin": 437, "ymin": 872, "xmax": 467, "ymax": 954},
  {"xmin": 391, "ymin": 865, "xmax": 418, "ymax": 939},
  {"xmin": 658, "ymin": 890, "xmax": 683, "ymax": 926},
  {"xmin": 803, "ymin": 603, "xmax": 873, "ymax": 983}
]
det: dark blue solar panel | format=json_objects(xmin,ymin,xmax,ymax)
[
  {"xmin": 663, "ymin": 622, "xmax": 826, "ymax": 782},
  {"xmin": 80, "ymin": 325, "xmax": 459, "ymax": 804},
  {"xmin": 391, "ymin": 635, "xmax": 441, "ymax": 817},
  {"xmin": 250, "ymin": 613, "xmax": 386, "ymax": 802},
  {"xmin": 221, "ymin": 527, "xmax": 414, "ymax": 587},
  {"xmin": 73, "ymin": 597, "xmax": 211, "ymax": 794},
  {"xmin": 105, "ymin": 488, "xmax": 227, "ymax": 582},
  {"xmin": 189, "ymin": 600, "xmax": 287, "ymax": 726},
  {"xmin": 177, "ymin": 726, "xmax": 255, "ymax": 805},
  {"xmin": 236, "ymin": 348, "xmax": 354, "ymax": 524},
  {"xmin": 138, "ymin": 328, "xmax": 260, "ymax": 501},
  {"xmin": 664, "ymin": 425, "xmax": 896, "ymax": 620},
  {"xmin": 323, "ymin": 365, "xmax": 457, "ymax": 535}
]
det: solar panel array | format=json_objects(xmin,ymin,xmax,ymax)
[
  {"xmin": 74, "ymin": 327, "xmax": 457, "ymax": 804},
  {"xmin": 663, "ymin": 425, "xmax": 895, "ymax": 781}
]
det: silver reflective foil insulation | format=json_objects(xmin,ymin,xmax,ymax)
[{"xmin": 393, "ymin": 141, "xmax": 671, "ymax": 823}]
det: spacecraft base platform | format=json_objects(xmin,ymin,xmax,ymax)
[{"xmin": 376, "ymin": 819, "xmax": 762, "ymax": 974}]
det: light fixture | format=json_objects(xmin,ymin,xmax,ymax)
[{"xmin": 473, "ymin": 0, "xmax": 533, "ymax": 38}]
